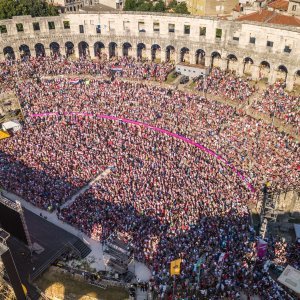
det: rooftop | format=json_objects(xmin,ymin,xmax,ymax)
[
  {"xmin": 267, "ymin": 0, "xmax": 289, "ymax": 10},
  {"xmin": 237, "ymin": 10, "xmax": 300, "ymax": 26}
]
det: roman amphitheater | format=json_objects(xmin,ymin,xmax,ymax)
[
  {"xmin": 0, "ymin": 12, "xmax": 299, "ymax": 90},
  {"xmin": 0, "ymin": 10, "xmax": 299, "ymax": 300}
]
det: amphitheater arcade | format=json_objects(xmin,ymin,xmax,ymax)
[{"xmin": 0, "ymin": 12, "xmax": 300, "ymax": 90}]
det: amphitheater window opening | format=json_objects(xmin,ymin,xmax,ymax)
[
  {"xmin": 63, "ymin": 21, "xmax": 70, "ymax": 29},
  {"xmin": 65, "ymin": 42, "xmax": 74, "ymax": 57},
  {"xmin": 33, "ymin": 22, "xmax": 40, "ymax": 31},
  {"xmin": 109, "ymin": 42, "xmax": 117, "ymax": 59},
  {"xmin": 3, "ymin": 47, "xmax": 15, "ymax": 60},
  {"xmin": 195, "ymin": 49, "xmax": 205, "ymax": 65},
  {"xmin": 48, "ymin": 21, "xmax": 55, "ymax": 31},
  {"xmin": 122, "ymin": 43, "xmax": 132, "ymax": 57},
  {"xmin": 78, "ymin": 42, "xmax": 89, "ymax": 58},
  {"xmin": 94, "ymin": 42, "xmax": 105, "ymax": 58},
  {"xmin": 16, "ymin": 23, "xmax": 24, "ymax": 32},
  {"xmin": 137, "ymin": 43, "xmax": 146, "ymax": 60},
  {"xmin": 19, "ymin": 45, "xmax": 30, "ymax": 59},
  {"xmin": 166, "ymin": 46, "xmax": 175, "ymax": 62},
  {"xmin": 35, "ymin": 44, "xmax": 45, "ymax": 58},
  {"xmin": 151, "ymin": 44, "xmax": 161, "ymax": 62},
  {"xmin": 211, "ymin": 51, "xmax": 221, "ymax": 68},
  {"xmin": 0, "ymin": 25, "xmax": 7, "ymax": 34},
  {"xmin": 180, "ymin": 48, "xmax": 189, "ymax": 63},
  {"xmin": 243, "ymin": 57, "xmax": 254, "ymax": 74},
  {"xmin": 50, "ymin": 42, "xmax": 60, "ymax": 57}
]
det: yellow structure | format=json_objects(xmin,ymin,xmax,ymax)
[
  {"xmin": 0, "ymin": 130, "xmax": 10, "ymax": 140},
  {"xmin": 185, "ymin": 0, "xmax": 238, "ymax": 16}
]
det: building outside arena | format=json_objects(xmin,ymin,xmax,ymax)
[{"xmin": 0, "ymin": 5, "xmax": 299, "ymax": 300}]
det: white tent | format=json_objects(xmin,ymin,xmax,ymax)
[
  {"xmin": 278, "ymin": 265, "xmax": 300, "ymax": 294},
  {"xmin": 2, "ymin": 120, "xmax": 21, "ymax": 132}
]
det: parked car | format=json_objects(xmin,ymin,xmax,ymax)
[
  {"xmin": 172, "ymin": 71, "xmax": 181, "ymax": 78},
  {"xmin": 180, "ymin": 75, "xmax": 189, "ymax": 84}
]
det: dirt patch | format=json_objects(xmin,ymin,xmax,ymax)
[{"xmin": 35, "ymin": 267, "xmax": 129, "ymax": 300}]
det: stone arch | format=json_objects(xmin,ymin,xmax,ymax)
[
  {"xmin": 137, "ymin": 43, "xmax": 146, "ymax": 60},
  {"xmin": 3, "ymin": 46, "xmax": 15, "ymax": 60},
  {"xmin": 123, "ymin": 42, "xmax": 132, "ymax": 57},
  {"xmin": 78, "ymin": 41, "xmax": 89, "ymax": 58},
  {"xmin": 294, "ymin": 70, "xmax": 300, "ymax": 86},
  {"xmin": 243, "ymin": 57, "xmax": 254, "ymax": 75},
  {"xmin": 195, "ymin": 49, "xmax": 205, "ymax": 65},
  {"xmin": 226, "ymin": 54, "xmax": 238, "ymax": 72},
  {"xmin": 19, "ymin": 44, "xmax": 31, "ymax": 59},
  {"xmin": 166, "ymin": 45, "xmax": 175, "ymax": 62},
  {"xmin": 35, "ymin": 43, "xmax": 45, "ymax": 57},
  {"xmin": 151, "ymin": 44, "xmax": 161, "ymax": 61},
  {"xmin": 180, "ymin": 47, "xmax": 189, "ymax": 63},
  {"xmin": 211, "ymin": 51, "xmax": 221, "ymax": 68},
  {"xmin": 50, "ymin": 42, "xmax": 60, "ymax": 57},
  {"xmin": 94, "ymin": 42, "xmax": 105, "ymax": 58},
  {"xmin": 109, "ymin": 42, "xmax": 117, "ymax": 58},
  {"xmin": 65, "ymin": 41, "xmax": 74, "ymax": 57},
  {"xmin": 277, "ymin": 65, "xmax": 288, "ymax": 81},
  {"xmin": 259, "ymin": 61, "xmax": 270, "ymax": 79}
]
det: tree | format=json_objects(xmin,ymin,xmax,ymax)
[
  {"xmin": 124, "ymin": 0, "xmax": 137, "ymax": 11},
  {"xmin": 174, "ymin": 2, "xmax": 189, "ymax": 14},
  {"xmin": 138, "ymin": 2, "xmax": 153, "ymax": 11},
  {"xmin": 167, "ymin": 0, "xmax": 178, "ymax": 9},
  {"xmin": 153, "ymin": 0, "xmax": 166, "ymax": 12},
  {"xmin": 0, "ymin": 0, "xmax": 59, "ymax": 20}
]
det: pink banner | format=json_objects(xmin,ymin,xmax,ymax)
[
  {"xmin": 28, "ymin": 112, "xmax": 256, "ymax": 193},
  {"xmin": 257, "ymin": 239, "xmax": 268, "ymax": 259}
]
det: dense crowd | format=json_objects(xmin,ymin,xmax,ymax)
[
  {"xmin": 252, "ymin": 81, "xmax": 300, "ymax": 128},
  {"xmin": 196, "ymin": 68, "xmax": 256, "ymax": 103},
  {"xmin": 0, "ymin": 56, "xmax": 299, "ymax": 299}
]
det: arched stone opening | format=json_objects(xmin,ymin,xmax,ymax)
[
  {"xmin": 294, "ymin": 70, "xmax": 300, "ymax": 86},
  {"xmin": 50, "ymin": 42, "xmax": 60, "ymax": 57},
  {"xmin": 195, "ymin": 49, "xmax": 205, "ymax": 65},
  {"xmin": 19, "ymin": 44, "xmax": 31, "ymax": 59},
  {"xmin": 211, "ymin": 51, "xmax": 221, "ymax": 68},
  {"xmin": 35, "ymin": 43, "xmax": 45, "ymax": 57},
  {"xmin": 180, "ymin": 47, "xmax": 189, "ymax": 63},
  {"xmin": 109, "ymin": 42, "xmax": 117, "ymax": 58},
  {"xmin": 3, "ymin": 46, "xmax": 15, "ymax": 60},
  {"xmin": 227, "ymin": 54, "xmax": 238, "ymax": 72},
  {"xmin": 123, "ymin": 42, "xmax": 132, "ymax": 57},
  {"xmin": 277, "ymin": 65, "xmax": 288, "ymax": 82},
  {"xmin": 151, "ymin": 44, "xmax": 161, "ymax": 62},
  {"xmin": 166, "ymin": 45, "xmax": 175, "ymax": 62},
  {"xmin": 243, "ymin": 57, "xmax": 254, "ymax": 75},
  {"xmin": 137, "ymin": 43, "xmax": 146, "ymax": 60},
  {"xmin": 259, "ymin": 61, "xmax": 270, "ymax": 79},
  {"xmin": 78, "ymin": 41, "xmax": 89, "ymax": 58},
  {"xmin": 94, "ymin": 42, "xmax": 105, "ymax": 58},
  {"xmin": 65, "ymin": 41, "xmax": 74, "ymax": 57}
]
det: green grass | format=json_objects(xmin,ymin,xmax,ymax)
[{"xmin": 165, "ymin": 72, "xmax": 177, "ymax": 84}]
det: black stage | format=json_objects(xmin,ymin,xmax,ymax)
[{"xmin": 5, "ymin": 208, "xmax": 89, "ymax": 299}]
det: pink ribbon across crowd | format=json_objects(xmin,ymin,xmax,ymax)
[{"xmin": 28, "ymin": 112, "xmax": 256, "ymax": 193}]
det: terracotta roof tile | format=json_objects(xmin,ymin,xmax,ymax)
[
  {"xmin": 237, "ymin": 10, "xmax": 300, "ymax": 27},
  {"xmin": 269, "ymin": 14, "xmax": 300, "ymax": 26},
  {"xmin": 267, "ymin": 0, "xmax": 289, "ymax": 11},
  {"xmin": 237, "ymin": 10, "xmax": 274, "ymax": 22}
]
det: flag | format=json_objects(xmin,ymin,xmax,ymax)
[
  {"xmin": 170, "ymin": 258, "xmax": 182, "ymax": 276},
  {"xmin": 111, "ymin": 67, "xmax": 123, "ymax": 72},
  {"xmin": 257, "ymin": 239, "xmax": 268, "ymax": 259},
  {"xmin": 69, "ymin": 78, "xmax": 81, "ymax": 84}
]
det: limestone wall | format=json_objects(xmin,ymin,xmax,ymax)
[{"xmin": 0, "ymin": 12, "xmax": 299, "ymax": 89}]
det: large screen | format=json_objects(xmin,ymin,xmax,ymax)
[{"xmin": 0, "ymin": 202, "xmax": 28, "ymax": 245}]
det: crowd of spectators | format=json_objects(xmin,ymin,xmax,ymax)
[
  {"xmin": 196, "ymin": 68, "xmax": 256, "ymax": 103},
  {"xmin": 0, "ymin": 56, "xmax": 299, "ymax": 299},
  {"xmin": 252, "ymin": 81, "xmax": 299, "ymax": 128}
]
